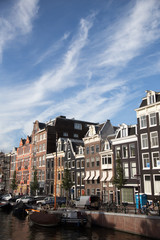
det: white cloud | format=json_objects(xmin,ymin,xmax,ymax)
[
  {"xmin": 0, "ymin": 0, "xmax": 39, "ymax": 62},
  {"xmin": 99, "ymin": 0, "xmax": 160, "ymax": 67}
]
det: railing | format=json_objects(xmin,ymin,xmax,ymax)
[{"xmin": 100, "ymin": 202, "xmax": 160, "ymax": 216}]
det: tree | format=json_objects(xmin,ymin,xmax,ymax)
[
  {"xmin": 112, "ymin": 157, "xmax": 127, "ymax": 205},
  {"xmin": 30, "ymin": 169, "xmax": 39, "ymax": 196},
  {"xmin": 10, "ymin": 170, "xmax": 18, "ymax": 193},
  {"xmin": 62, "ymin": 168, "xmax": 73, "ymax": 205}
]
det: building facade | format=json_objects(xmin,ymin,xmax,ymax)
[
  {"xmin": 112, "ymin": 123, "xmax": 139, "ymax": 205},
  {"xmin": 135, "ymin": 90, "xmax": 160, "ymax": 201}
]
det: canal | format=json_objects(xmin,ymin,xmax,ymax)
[{"xmin": 0, "ymin": 211, "xmax": 151, "ymax": 240}]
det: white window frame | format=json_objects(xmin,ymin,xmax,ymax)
[
  {"xmin": 140, "ymin": 115, "xmax": 147, "ymax": 129},
  {"xmin": 141, "ymin": 133, "xmax": 148, "ymax": 149},
  {"xmin": 142, "ymin": 153, "xmax": 150, "ymax": 169},
  {"xmin": 150, "ymin": 131, "xmax": 159, "ymax": 148},
  {"xmin": 129, "ymin": 143, "xmax": 136, "ymax": 158},
  {"xmin": 122, "ymin": 145, "xmax": 128, "ymax": 159},
  {"xmin": 130, "ymin": 162, "xmax": 136, "ymax": 178},
  {"xmin": 153, "ymin": 175, "xmax": 160, "ymax": 195},
  {"xmin": 149, "ymin": 113, "xmax": 157, "ymax": 127},
  {"xmin": 152, "ymin": 152, "xmax": 160, "ymax": 169},
  {"xmin": 123, "ymin": 162, "xmax": 129, "ymax": 178},
  {"xmin": 144, "ymin": 174, "xmax": 151, "ymax": 194}
]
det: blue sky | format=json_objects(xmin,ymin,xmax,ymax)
[{"xmin": 0, "ymin": 0, "xmax": 160, "ymax": 152}]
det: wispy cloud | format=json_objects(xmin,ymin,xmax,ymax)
[
  {"xmin": 99, "ymin": 0, "xmax": 160, "ymax": 68},
  {"xmin": 34, "ymin": 32, "xmax": 70, "ymax": 65},
  {"xmin": 0, "ymin": 0, "xmax": 39, "ymax": 62}
]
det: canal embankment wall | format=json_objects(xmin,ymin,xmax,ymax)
[{"xmin": 87, "ymin": 211, "xmax": 160, "ymax": 239}]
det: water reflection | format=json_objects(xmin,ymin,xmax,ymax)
[{"xmin": 0, "ymin": 211, "xmax": 148, "ymax": 240}]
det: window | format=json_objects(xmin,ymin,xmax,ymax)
[
  {"xmin": 140, "ymin": 115, "xmax": 147, "ymax": 129},
  {"xmin": 91, "ymin": 146, "xmax": 94, "ymax": 154},
  {"xmin": 144, "ymin": 175, "xmax": 151, "ymax": 194},
  {"xmin": 58, "ymin": 172, "xmax": 60, "ymax": 180},
  {"xmin": 43, "ymin": 143, "xmax": 45, "ymax": 151},
  {"xmin": 96, "ymin": 157, "xmax": 100, "ymax": 166},
  {"xmin": 42, "ymin": 155, "xmax": 45, "ymax": 165},
  {"xmin": 86, "ymin": 158, "xmax": 90, "ymax": 168},
  {"xmin": 81, "ymin": 159, "xmax": 84, "ymax": 168},
  {"xmin": 122, "ymin": 128, "xmax": 127, "ymax": 137},
  {"xmin": 104, "ymin": 142, "xmax": 110, "ymax": 150},
  {"xmin": 122, "ymin": 145, "xmax": 128, "ymax": 158},
  {"xmin": 154, "ymin": 175, "xmax": 160, "ymax": 195},
  {"xmin": 141, "ymin": 134, "xmax": 148, "ymax": 149},
  {"xmin": 148, "ymin": 94, "xmax": 155, "ymax": 104},
  {"xmin": 142, "ymin": 153, "xmax": 150, "ymax": 169},
  {"xmin": 91, "ymin": 189, "xmax": 95, "ymax": 195},
  {"xmin": 58, "ymin": 157, "xmax": 61, "ymax": 166},
  {"xmin": 123, "ymin": 163, "xmax": 129, "ymax": 178},
  {"xmin": 72, "ymin": 160, "xmax": 75, "ymax": 168},
  {"xmin": 86, "ymin": 146, "xmax": 89, "ymax": 155},
  {"xmin": 131, "ymin": 162, "xmax": 136, "ymax": 178},
  {"xmin": 74, "ymin": 123, "xmax": 82, "ymax": 130},
  {"xmin": 115, "ymin": 146, "xmax": 121, "ymax": 159},
  {"xmin": 77, "ymin": 160, "xmax": 80, "ymax": 168},
  {"xmin": 63, "ymin": 132, "xmax": 68, "ymax": 137},
  {"xmin": 74, "ymin": 133, "xmax": 79, "ymax": 138},
  {"xmin": 122, "ymin": 188, "xmax": 133, "ymax": 203},
  {"xmin": 68, "ymin": 161, "xmax": 71, "ymax": 169},
  {"xmin": 79, "ymin": 147, "xmax": 83, "ymax": 155},
  {"xmin": 96, "ymin": 145, "xmax": 99, "ymax": 153},
  {"xmin": 150, "ymin": 132, "xmax": 159, "ymax": 147},
  {"xmin": 129, "ymin": 143, "xmax": 136, "ymax": 157},
  {"xmin": 152, "ymin": 152, "xmax": 160, "ymax": 168},
  {"xmin": 77, "ymin": 173, "xmax": 81, "ymax": 185},
  {"xmin": 149, "ymin": 113, "xmax": 157, "ymax": 126},
  {"xmin": 71, "ymin": 171, "xmax": 75, "ymax": 182},
  {"xmin": 87, "ymin": 189, "xmax": 90, "ymax": 196},
  {"xmin": 68, "ymin": 152, "xmax": 71, "ymax": 159},
  {"xmin": 39, "ymin": 156, "xmax": 42, "ymax": 166},
  {"xmin": 102, "ymin": 155, "xmax": 112, "ymax": 165},
  {"xmin": 81, "ymin": 172, "xmax": 84, "ymax": 185},
  {"xmin": 96, "ymin": 188, "xmax": 100, "ymax": 196},
  {"xmin": 91, "ymin": 157, "xmax": 95, "ymax": 167}
]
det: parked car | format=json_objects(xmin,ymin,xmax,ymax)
[
  {"xmin": 16, "ymin": 195, "xmax": 36, "ymax": 204},
  {"xmin": 75, "ymin": 195, "xmax": 100, "ymax": 210},
  {"xmin": 2, "ymin": 193, "xmax": 12, "ymax": 201},
  {"xmin": 36, "ymin": 196, "xmax": 54, "ymax": 206},
  {"xmin": 36, "ymin": 196, "xmax": 66, "ymax": 207}
]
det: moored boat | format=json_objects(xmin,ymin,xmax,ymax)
[
  {"xmin": 0, "ymin": 200, "xmax": 12, "ymax": 211},
  {"xmin": 61, "ymin": 210, "xmax": 88, "ymax": 226},
  {"xmin": 29, "ymin": 211, "xmax": 61, "ymax": 227}
]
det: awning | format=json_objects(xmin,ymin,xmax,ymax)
[
  {"xmin": 84, "ymin": 171, "xmax": 90, "ymax": 180},
  {"xmin": 94, "ymin": 170, "xmax": 100, "ymax": 180},
  {"xmin": 89, "ymin": 171, "xmax": 95, "ymax": 180},
  {"xmin": 100, "ymin": 171, "xmax": 107, "ymax": 181},
  {"xmin": 106, "ymin": 170, "xmax": 113, "ymax": 181}
]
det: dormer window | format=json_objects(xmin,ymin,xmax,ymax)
[
  {"xmin": 88, "ymin": 125, "xmax": 96, "ymax": 136},
  {"xmin": 79, "ymin": 147, "xmax": 83, "ymax": 155},
  {"xmin": 147, "ymin": 91, "xmax": 155, "ymax": 105},
  {"xmin": 122, "ymin": 128, "xmax": 127, "ymax": 137},
  {"xmin": 148, "ymin": 94, "xmax": 154, "ymax": 104}
]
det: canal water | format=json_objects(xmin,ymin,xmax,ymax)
[{"xmin": 0, "ymin": 211, "xmax": 151, "ymax": 240}]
